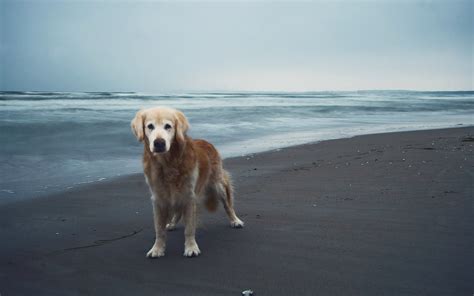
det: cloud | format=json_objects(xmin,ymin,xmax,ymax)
[{"xmin": 1, "ymin": 0, "xmax": 472, "ymax": 91}]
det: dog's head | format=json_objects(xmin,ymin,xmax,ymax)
[{"xmin": 131, "ymin": 107, "xmax": 189, "ymax": 154}]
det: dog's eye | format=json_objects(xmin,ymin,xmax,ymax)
[
  {"xmin": 164, "ymin": 124, "xmax": 172, "ymax": 130},
  {"xmin": 147, "ymin": 124, "xmax": 154, "ymax": 130}
]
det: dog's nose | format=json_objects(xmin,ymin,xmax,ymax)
[{"xmin": 153, "ymin": 138, "xmax": 166, "ymax": 152}]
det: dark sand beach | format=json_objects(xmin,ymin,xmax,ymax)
[{"xmin": 0, "ymin": 127, "xmax": 473, "ymax": 295}]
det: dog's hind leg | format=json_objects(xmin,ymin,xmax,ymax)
[
  {"xmin": 218, "ymin": 171, "xmax": 244, "ymax": 228},
  {"xmin": 166, "ymin": 211, "xmax": 182, "ymax": 231}
]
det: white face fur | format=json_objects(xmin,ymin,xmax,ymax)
[{"xmin": 145, "ymin": 119, "xmax": 175, "ymax": 154}]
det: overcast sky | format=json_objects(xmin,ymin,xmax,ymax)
[{"xmin": 1, "ymin": 0, "xmax": 472, "ymax": 92}]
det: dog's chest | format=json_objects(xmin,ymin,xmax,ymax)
[{"xmin": 146, "ymin": 165, "xmax": 191, "ymax": 197}]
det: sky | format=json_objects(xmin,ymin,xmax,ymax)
[{"xmin": 0, "ymin": 0, "xmax": 472, "ymax": 92}]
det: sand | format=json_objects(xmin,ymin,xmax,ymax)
[{"xmin": 0, "ymin": 127, "xmax": 473, "ymax": 295}]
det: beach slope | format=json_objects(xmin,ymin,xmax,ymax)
[{"xmin": 0, "ymin": 127, "xmax": 473, "ymax": 295}]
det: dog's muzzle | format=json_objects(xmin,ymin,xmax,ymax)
[{"xmin": 153, "ymin": 138, "xmax": 167, "ymax": 153}]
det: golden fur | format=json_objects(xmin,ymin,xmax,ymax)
[{"xmin": 131, "ymin": 107, "xmax": 244, "ymax": 258}]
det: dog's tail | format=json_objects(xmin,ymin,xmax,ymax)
[{"xmin": 204, "ymin": 170, "xmax": 233, "ymax": 212}]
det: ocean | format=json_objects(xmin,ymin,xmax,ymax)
[{"xmin": 1, "ymin": 90, "xmax": 473, "ymax": 202}]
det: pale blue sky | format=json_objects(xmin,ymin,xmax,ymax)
[{"xmin": 1, "ymin": 0, "xmax": 472, "ymax": 92}]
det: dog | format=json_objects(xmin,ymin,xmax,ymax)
[{"xmin": 131, "ymin": 107, "xmax": 244, "ymax": 258}]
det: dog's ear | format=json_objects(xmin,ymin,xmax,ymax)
[
  {"xmin": 174, "ymin": 110, "xmax": 190, "ymax": 145},
  {"xmin": 131, "ymin": 110, "xmax": 145, "ymax": 142}
]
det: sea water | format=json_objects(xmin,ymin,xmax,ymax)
[{"xmin": 1, "ymin": 90, "xmax": 473, "ymax": 202}]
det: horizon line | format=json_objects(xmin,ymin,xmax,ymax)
[{"xmin": 1, "ymin": 89, "xmax": 473, "ymax": 94}]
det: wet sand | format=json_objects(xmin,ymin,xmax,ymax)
[{"xmin": 0, "ymin": 127, "xmax": 473, "ymax": 295}]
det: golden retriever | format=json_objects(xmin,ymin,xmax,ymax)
[{"xmin": 131, "ymin": 107, "xmax": 244, "ymax": 258}]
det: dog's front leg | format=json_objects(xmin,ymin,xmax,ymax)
[
  {"xmin": 146, "ymin": 196, "xmax": 168, "ymax": 258},
  {"xmin": 182, "ymin": 197, "xmax": 201, "ymax": 257}
]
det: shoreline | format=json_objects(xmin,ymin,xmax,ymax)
[
  {"xmin": 1, "ymin": 125, "xmax": 472, "ymax": 206},
  {"xmin": 0, "ymin": 126, "xmax": 473, "ymax": 295}
]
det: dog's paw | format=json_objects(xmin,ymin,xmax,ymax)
[
  {"xmin": 146, "ymin": 245, "xmax": 165, "ymax": 258},
  {"xmin": 230, "ymin": 218, "xmax": 244, "ymax": 228},
  {"xmin": 183, "ymin": 242, "xmax": 201, "ymax": 258},
  {"xmin": 166, "ymin": 223, "xmax": 176, "ymax": 231}
]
